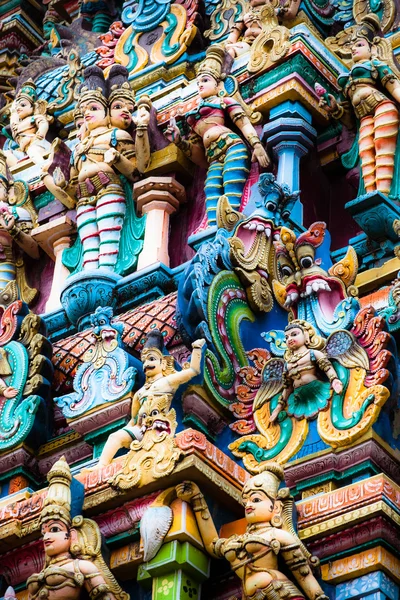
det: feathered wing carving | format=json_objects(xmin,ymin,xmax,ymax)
[
  {"xmin": 326, "ymin": 330, "xmax": 369, "ymax": 370},
  {"xmin": 140, "ymin": 506, "xmax": 174, "ymax": 561},
  {"xmin": 253, "ymin": 358, "xmax": 284, "ymax": 411}
]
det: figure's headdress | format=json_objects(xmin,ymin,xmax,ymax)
[
  {"xmin": 107, "ymin": 64, "xmax": 135, "ymax": 106},
  {"xmin": 0, "ymin": 151, "xmax": 10, "ymax": 187},
  {"xmin": 142, "ymin": 329, "xmax": 165, "ymax": 357},
  {"xmin": 78, "ymin": 66, "xmax": 108, "ymax": 109},
  {"xmin": 351, "ymin": 13, "xmax": 381, "ymax": 44},
  {"xmin": 242, "ymin": 463, "xmax": 284, "ymax": 501},
  {"xmin": 40, "ymin": 456, "xmax": 72, "ymax": 527},
  {"xmin": 16, "ymin": 80, "xmax": 37, "ymax": 104},
  {"xmin": 196, "ymin": 45, "xmax": 226, "ymax": 82},
  {"xmin": 284, "ymin": 319, "xmax": 326, "ymax": 351},
  {"xmin": 73, "ymin": 104, "xmax": 84, "ymax": 122}
]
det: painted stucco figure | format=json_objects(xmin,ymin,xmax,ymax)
[
  {"xmin": 4, "ymin": 80, "xmax": 52, "ymax": 167},
  {"xmin": 320, "ymin": 14, "xmax": 400, "ymax": 198},
  {"xmin": 0, "ymin": 151, "xmax": 39, "ymax": 308},
  {"xmin": 176, "ymin": 463, "xmax": 328, "ymax": 600},
  {"xmin": 265, "ymin": 321, "xmax": 343, "ymax": 422},
  {"xmin": 27, "ymin": 456, "xmax": 128, "ymax": 600},
  {"xmin": 55, "ymin": 307, "xmax": 140, "ymax": 419},
  {"xmin": 165, "ymin": 45, "xmax": 270, "ymax": 227},
  {"xmin": 41, "ymin": 64, "xmax": 150, "ymax": 273},
  {"xmin": 96, "ymin": 329, "xmax": 205, "ymax": 468}
]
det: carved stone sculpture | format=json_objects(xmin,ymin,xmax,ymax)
[
  {"xmin": 4, "ymin": 80, "xmax": 53, "ymax": 166},
  {"xmin": 27, "ymin": 456, "xmax": 128, "ymax": 600},
  {"xmin": 164, "ymin": 45, "xmax": 270, "ymax": 227},
  {"xmin": 41, "ymin": 64, "xmax": 151, "ymax": 273},
  {"xmin": 55, "ymin": 307, "xmax": 141, "ymax": 419},
  {"xmin": 97, "ymin": 329, "xmax": 205, "ymax": 471},
  {"xmin": 320, "ymin": 14, "xmax": 400, "ymax": 199},
  {"xmin": 175, "ymin": 463, "xmax": 329, "ymax": 600},
  {"xmin": 0, "ymin": 151, "xmax": 39, "ymax": 307}
]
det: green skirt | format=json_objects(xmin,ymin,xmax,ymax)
[{"xmin": 287, "ymin": 379, "xmax": 332, "ymax": 420}]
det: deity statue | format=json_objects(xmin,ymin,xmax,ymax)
[
  {"xmin": 0, "ymin": 151, "xmax": 39, "ymax": 307},
  {"xmin": 27, "ymin": 456, "xmax": 128, "ymax": 600},
  {"xmin": 320, "ymin": 14, "xmax": 400, "ymax": 199},
  {"xmin": 96, "ymin": 329, "xmax": 205, "ymax": 469},
  {"xmin": 176, "ymin": 463, "xmax": 328, "ymax": 600},
  {"xmin": 4, "ymin": 80, "xmax": 53, "ymax": 167},
  {"xmin": 266, "ymin": 321, "xmax": 343, "ymax": 422},
  {"xmin": 164, "ymin": 45, "xmax": 270, "ymax": 227},
  {"xmin": 41, "ymin": 64, "xmax": 151, "ymax": 272}
]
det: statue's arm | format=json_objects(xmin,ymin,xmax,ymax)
[{"xmin": 176, "ymin": 481, "xmax": 221, "ymax": 557}]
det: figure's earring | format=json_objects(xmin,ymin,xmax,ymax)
[
  {"xmin": 218, "ymin": 89, "xmax": 225, "ymax": 97},
  {"xmin": 271, "ymin": 515, "xmax": 283, "ymax": 527}
]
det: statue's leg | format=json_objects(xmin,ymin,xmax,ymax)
[
  {"xmin": 205, "ymin": 159, "xmax": 223, "ymax": 227},
  {"xmin": 359, "ymin": 115, "xmax": 376, "ymax": 193},
  {"xmin": 374, "ymin": 100, "xmax": 399, "ymax": 196},
  {"xmin": 222, "ymin": 141, "xmax": 250, "ymax": 211},
  {"xmin": 97, "ymin": 429, "xmax": 133, "ymax": 467},
  {"xmin": 77, "ymin": 202, "xmax": 100, "ymax": 270},
  {"xmin": 97, "ymin": 184, "xmax": 126, "ymax": 271}
]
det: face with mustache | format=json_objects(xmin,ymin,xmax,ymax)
[{"xmin": 142, "ymin": 349, "xmax": 164, "ymax": 378}]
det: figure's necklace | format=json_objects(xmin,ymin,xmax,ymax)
[
  {"xmin": 288, "ymin": 348, "xmax": 309, "ymax": 363},
  {"xmin": 48, "ymin": 553, "xmax": 72, "ymax": 566}
]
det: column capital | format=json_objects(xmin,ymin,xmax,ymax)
[{"xmin": 31, "ymin": 215, "xmax": 76, "ymax": 261}]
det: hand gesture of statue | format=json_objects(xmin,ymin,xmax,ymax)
[
  {"xmin": 165, "ymin": 116, "xmax": 181, "ymax": 144},
  {"xmin": 175, "ymin": 481, "xmax": 202, "ymax": 503}
]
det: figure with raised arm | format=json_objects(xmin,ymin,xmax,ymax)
[
  {"xmin": 176, "ymin": 464, "xmax": 329, "ymax": 600},
  {"xmin": 96, "ymin": 329, "xmax": 205, "ymax": 468}
]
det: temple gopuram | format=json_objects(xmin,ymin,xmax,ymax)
[{"xmin": 0, "ymin": 0, "xmax": 400, "ymax": 599}]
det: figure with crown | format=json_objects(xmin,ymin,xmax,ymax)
[
  {"xmin": 164, "ymin": 45, "xmax": 270, "ymax": 227},
  {"xmin": 0, "ymin": 150, "xmax": 39, "ymax": 307},
  {"xmin": 320, "ymin": 14, "xmax": 400, "ymax": 199},
  {"xmin": 41, "ymin": 64, "xmax": 151, "ymax": 272},
  {"xmin": 4, "ymin": 80, "xmax": 53, "ymax": 167},
  {"xmin": 175, "ymin": 463, "xmax": 328, "ymax": 600},
  {"xmin": 27, "ymin": 456, "xmax": 129, "ymax": 600},
  {"xmin": 95, "ymin": 329, "xmax": 205, "ymax": 469}
]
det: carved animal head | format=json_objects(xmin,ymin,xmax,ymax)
[
  {"xmin": 273, "ymin": 222, "xmax": 357, "ymax": 319},
  {"xmin": 138, "ymin": 394, "xmax": 177, "ymax": 437}
]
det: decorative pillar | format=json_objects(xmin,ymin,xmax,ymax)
[
  {"xmin": 135, "ymin": 177, "xmax": 186, "ymax": 270},
  {"xmin": 31, "ymin": 216, "xmax": 76, "ymax": 312},
  {"xmin": 138, "ymin": 541, "xmax": 209, "ymax": 600},
  {"xmin": 263, "ymin": 100, "xmax": 316, "ymax": 226}
]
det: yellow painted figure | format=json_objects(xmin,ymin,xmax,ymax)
[
  {"xmin": 96, "ymin": 330, "xmax": 205, "ymax": 468},
  {"xmin": 27, "ymin": 457, "xmax": 128, "ymax": 600}
]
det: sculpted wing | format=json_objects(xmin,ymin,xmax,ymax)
[
  {"xmin": 326, "ymin": 330, "xmax": 369, "ymax": 370},
  {"xmin": 140, "ymin": 505, "xmax": 174, "ymax": 561},
  {"xmin": 253, "ymin": 357, "xmax": 284, "ymax": 411}
]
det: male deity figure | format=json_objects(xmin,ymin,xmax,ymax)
[{"xmin": 96, "ymin": 330, "xmax": 205, "ymax": 468}]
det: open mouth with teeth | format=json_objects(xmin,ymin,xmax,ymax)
[
  {"xmin": 286, "ymin": 275, "xmax": 346, "ymax": 320},
  {"xmin": 150, "ymin": 419, "xmax": 171, "ymax": 435},
  {"xmin": 236, "ymin": 218, "xmax": 278, "ymax": 254}
]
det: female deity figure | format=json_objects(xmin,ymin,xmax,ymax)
[
  {"xmin": 4, "ymin": 80, "xmax": 52, "ymax": 167},
  {"xmin": 176, "ymin": 463, "xmax": 328, "ymax": 600},
  {"xmin": 164, "ymin": 45, "xmax": 270, "ymax": 227},
  {"xmin": 267, "ymin": 321, "xmax": 342, "ymax": 422},
  {"xmin": 320, "ymin": 14, "xmax": 400, "ymax": 198},
  {"xmin": 41, "ymin": 65, "xmax": 151, "ymax": 272},
  {"xmin": 27, "ymin": 456, "xmax": 128, "ymax": 600}
]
